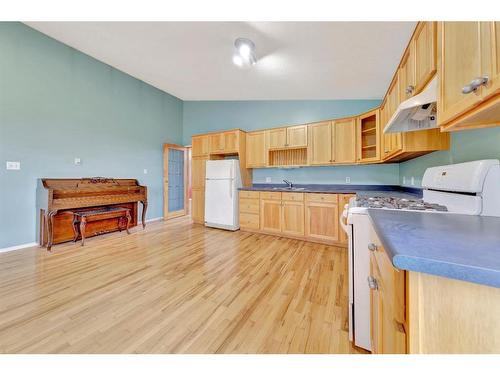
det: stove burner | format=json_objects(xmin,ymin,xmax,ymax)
[{"xmin": 356, "ymin": 196, "xmax": 448, "ymax": 212}]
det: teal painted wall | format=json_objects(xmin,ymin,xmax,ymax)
[
  {"xmin": 0, "ymin": 23, "xmax": 183, "ymax": 248},
  {"xmin": 183, "ymin": 100, "xmax": 402, "ymax": 185},
  {"xmin": 400, "ymin": 127, "xmax": 500, "ymax": 187}
]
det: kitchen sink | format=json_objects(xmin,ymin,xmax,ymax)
[{"xmin": 271, "ymin": 187, "xmax": 306, "ymax": 191}]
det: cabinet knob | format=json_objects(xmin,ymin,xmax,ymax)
[
  {"xmin": 462, "ymin": 76, "xmax": 489, "ymax": 94},
  {"xmin": 368, "ymin": 243, "xmax": 378, "ymax": 252},
  {"xmin": 405, "ymin": 85, "xmax": 415, "ymax": 95},
  {"xmin": 367, "ymin": 276, "xmax": 378, "ymax": 290}
]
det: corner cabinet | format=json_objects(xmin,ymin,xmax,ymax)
[
  {"xmin": 357, "ymin": 109, "xmax": 380, "ymax": 163},
  {"xmin": 438, "ymin": 22, "xmax": 500, "ymax": 131}
]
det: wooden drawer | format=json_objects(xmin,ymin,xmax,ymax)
[
  {"xmin": 305, "ymin": 193, "xmax": 338, "ymax": 203},
  {"xmin": 239, "ymin": 190, "xmax": 260, "ymax": 199},
  {"xmin": 239, "ymin": 198, "xmax": 259, "ymax": 214},
  {"xmin": 282, "ymin": 192, "xmax": 304, "ymax": 202},
  {"xmin": 260, "ymin": 191, "xmax": 282, "ymax": 200},
  {"xmin": 239, "ymin": 213, "xmax": 260, "ymax": 230}
]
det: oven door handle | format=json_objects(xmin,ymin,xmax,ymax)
[{"xmin": 340, "ymin": 206, "xmax": 350, "ymax": 234}]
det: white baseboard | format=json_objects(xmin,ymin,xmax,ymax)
[
  {"xmin": 0, "ymin": 217, "xmax": 164, "ymax": 254},
  {"xmin": 0, "ymin": 242, "xmax": 38, "ymax": 254}
]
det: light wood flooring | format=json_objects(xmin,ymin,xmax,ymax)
[{"xmin": 0, "ymin": 217, "xmax": 364, "ymax": 354}]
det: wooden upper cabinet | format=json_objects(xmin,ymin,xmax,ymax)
[
  {"xmin": 357, "ymin": 110, "xmax": 380, "ymax": 163},
  {"xmin": 209, "ymin": 133, "xmax": 224, "ymax": 153},
  {"xmin": 223, "ymin": 131, "xmax": 239, "ymax": 152},
  {"xmin": 414, "ymin": 21, "xmax": 437, "ymax": 93},
  {"xmin": 438, "ymin": 22, "xmax": 484, "ymax": 126},
  {"xmin": 308, "ymin": 121, "xmax": 333, "ymax": 165},
  {"xmin": 334, "ymin": 118, "xmax": 357, "ymax": 164},
  {"xmin": 286, "ymin": 125, "xmax": 308, "ymax": 147},
  {"xmin": 399, "ymin": 46, "xmax": 416, "ymax": 101},
  {"xmin": 267, "ymin": 128, "xmax": 287, "ymax": 149},
  {"xmin": 192, "ymin": 135, "xmax": 209, "ymax": 157},
  {"xmin": 484, "ymin": 21, "xmax": 500, "ymax": 98},
  {"xmin": 246, "ymin": 131, "xmax": 267, "ymax": 168}
]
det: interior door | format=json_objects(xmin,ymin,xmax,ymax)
[{"xmin": 163, "ymin": 144, "xmax": 187, "ymax": 219}]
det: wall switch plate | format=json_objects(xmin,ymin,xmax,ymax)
[
  {"xmin": 345, "ymin": 177, "xmax": 351, "ymax": 184},
  {"xmin": 6, "ymin": 161, "xmax": 20, "ymax": 170},
  {"xmin": 143, "ymin": 169, "xmax": 148, "ymax": 174},
  {"xmin": 411, "ymin": 177, "xmax": 415, "ymax": 186},
  {"xmin": 74, "ymin": 157, "xmax": 81, "ymax": 166},
  {"xmin": 265, "ymin": 177, "xmax": 272, "ymax": 183}
]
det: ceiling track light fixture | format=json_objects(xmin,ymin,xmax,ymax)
[{"xmin": 233, "ymin": 37, "xmax": 257, "ymax": 67}]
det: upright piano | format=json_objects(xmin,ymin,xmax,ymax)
[{"xmin": 36, "ymin": 177, "xmax": 148, "ymax": 250}]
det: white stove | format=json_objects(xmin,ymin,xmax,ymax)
[{"xmin": 340, "ymin": 159, "xmax": 500, "ymax": 352}]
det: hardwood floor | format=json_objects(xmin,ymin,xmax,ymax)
[{"xmin": 0, "ymin": 217, "xmax": 364, "ymax": 354}]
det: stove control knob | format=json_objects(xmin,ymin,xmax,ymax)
[{"xmin": 368, "ymin": 243, "xmax": 378, "ymax": 252}]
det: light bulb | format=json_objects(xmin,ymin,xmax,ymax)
[
  {"xmin": 232, "ymin": 55, "xmax": 243, "ymax": 67},
  {"xmin": 239, "ymin": 44, "xmax": 251, "ymax": 58}
]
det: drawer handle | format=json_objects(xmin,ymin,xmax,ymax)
[
  {"xmin": 367, "ymin": 276, "xmax": 378, "ymax": 290},
  {"xmin": 462, "ymin": 76, "xmax": 488, "ymax": 94},
  {"xmin": 368, "ymin": 243, "xmax": 378, "ymax": 252}
]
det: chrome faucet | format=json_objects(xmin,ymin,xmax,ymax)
[{"xmin": 283, "ymin": 179, "xmax": 293, "ymax": 189}]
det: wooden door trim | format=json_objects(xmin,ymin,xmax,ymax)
[{"xmin": 163, "ymin": 143, "xmax": 188, "ymax": 220}]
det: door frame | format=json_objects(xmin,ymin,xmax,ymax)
[{"xmin": 163, "ymin": 143, "xmax": 188, "ymax": 220}]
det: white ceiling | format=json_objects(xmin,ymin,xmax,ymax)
[{"xmin": 25, "ymin": 22, "xmax": 416, "ymax": 101}]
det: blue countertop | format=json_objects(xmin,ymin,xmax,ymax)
[
  {"xmin": 239, "ymin": 184, "xmax": 422, "ymax": 198},
  {"xmin": 367, "ymin": 209, "xmax": 500, "ymax": 288}
]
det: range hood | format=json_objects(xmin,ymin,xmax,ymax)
[{"xmin": 384, "ymin": 76, "xmax": 438, "ymax": 133}]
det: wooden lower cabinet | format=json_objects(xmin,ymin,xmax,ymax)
[
  {"xmin": 191, "ymin": 188, "xmax": 205, "ymax": 224},
  {"xmin": 239, "ymin": 191, "xmax": 348, "ymax": 246}
]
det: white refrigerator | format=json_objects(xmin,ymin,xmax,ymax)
[{"xmin": 204, "ymin": 160, "xmax": 242, "ymax": 230}]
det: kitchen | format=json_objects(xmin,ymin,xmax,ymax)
[{"xmin": 1, "ymin": 8, "xmax": 500, "ymax": 371}]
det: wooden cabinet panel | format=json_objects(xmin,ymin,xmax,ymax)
[
  {"xmin": 239, "ymin": 212, "xmax": 260, "ymax": 230},
  {"xmin": 260, "ymin": 199, "xmax": 282, "ymax": 233},
  {"xmin": 209, "ymin": 133, "xmax": 224, "ymax": 153},
  {"xmin": 191, "ymin": 188, "xmax": 205, "ymax": 223},
  {"xmin": 357, "ymin": 110, "xmax": 380, "ymax": 163},
  {"xmin": 281, "ymin": 192, "xmax": 304, "ymax": 202},
  {"xmin": 334, "ymin": 118, "xmax": 357, "ymax": 164},
  {"xmin": 260, "ymin": 191, "xmax": 282, "ymax": 200},
  {"xmin": 414, "ymin": 21, "xmax": 437, "ymax": 93},
  {"xmin": 267, "ymin": 128, "xmax": 287, "ymax": 149},
  {"xmin": 305, "ymin": 201, "xmax": 339, "ymax": 243},
  {"xmin": 239, "ymin": 198, "xmax": 260, "ymax": 214},
  {"xmin": 240, "ymin": 190, "xmax": 260, "ymax": 199},
  {"xmin": 223, "ymin": 131, "xmax": 239, "ymax": 152},
  {"xmin": 192, "ymin": 135, "xmax": 209, "ymax": 157},
  {"xmin": 286, "ymin": 125, "xmax": 308, "ymax": 147},
  {"xmin": 282, "ymin": 200, "xmax": 305, "ymax": 237},
  {"xmin": 246, "ymin": 131, "xmax": 267, "ymax": 168},
  {"xmin": 369, "ymin": 235, "xmax": 407, "ymax": 354},
  {"xmin": 305, "ymin": 193, "xmax": 338, "ymax": 203},
  {"xmin": 438, "ymin": 22, "xmax": 483, "ymax": 126},
  {"xmin": 399, "ymin": 46, "xmax": 416, "ymax": 101},
  {"xmin": 481, "ymin": 21, "xmax": 500, "ymax": 99},
  {"xmin": 191, "ymin": 156, "xmax": 208, "ymax": 189},
  {"xmin": 308, "ymin": 121, "xmax": 332, "ymax": 165}
]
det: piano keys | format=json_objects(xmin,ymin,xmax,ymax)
[{"xmin": 36, "ymin": 177, "xmax": 148, "ymax": 250}]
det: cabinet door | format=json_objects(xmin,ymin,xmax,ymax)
[
  {"xmin": 287, "ymin": 125, "xmax": 308, "ymax": 147},
  {"xmin": 438, "ymin": 22, "xmax": 483, "ymax": 126},
  {"xmin": 260, "ymin": 199, "xmax": 282, "ymax": 233},
  {"xmin": 334, "ymin": 118, "xmax": 357, "ymax": 164},
  {"xmin": 209, "ymin": 133, "xmax": 224, "ymax": 153},
  {"xmin": 192, "ymin": 135, "xmax": 209, "ymax": 157},
  {"xmin": 414, "ymin": 22, "xmax": 437, "ymax": 93},
  {"xmin": 399, "ymin": 46, "xmax": 416, "ymax": 101},
  {"xmin": 267, "ymin": 128, "xmax": 287, "ymax": 149},
  {"xmin": 282, "ymin": 200, "xmax": 304, "ymax": 237},
  {"xmin": 246, "ymin": 131, "xmax": 267, "ymax": 168},
  {"xmin": 223, "ymin": 131, "xmax": 239, "ymax": 152},
  {"xmin": 191, "ymin": 188, "xmax": 205, "ymax": 223},
  {"xmin": 308, "ymin": 121, "xmax": 332, "ymax": 165},
  {"xmin": 305, "ymin": 202, "xmax": 339, "ymax": 243},
  {"xmin": 481, "ymin": 22, "xmax": 500, "ymax": 99},
  {"xmin": 370, "ymin": 255, "xmax": 383, "ymax": 354},
  {"xmin": 192, "ymin": 156, "xmax": 208, "ymax": 189}
]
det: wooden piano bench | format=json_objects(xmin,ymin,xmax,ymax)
[{"xmin": 71, "ymin": 207, "xmax": 132, "ymax": 246}]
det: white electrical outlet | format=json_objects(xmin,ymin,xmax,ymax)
[
  {"xmin": 265, "ymin": 177, "xmax": 272, "ymax": 183},
  {"xmin": 411, "ymin": 177, "xmax": 415, "ymax": 186},
  {"xmin": 345, "ymin": 177, "xmax": 351, "ymax": 184},
  {"xmin": 6, "ymin": 161, "xmax": 20, "ymax": 170},
  {"xmin": 143, "ymin": 169, "xmax": 148, "ymax": 174},
  {"xmin": 74, "ymin": 157, "xmax": 81, "ymax": 166}
]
